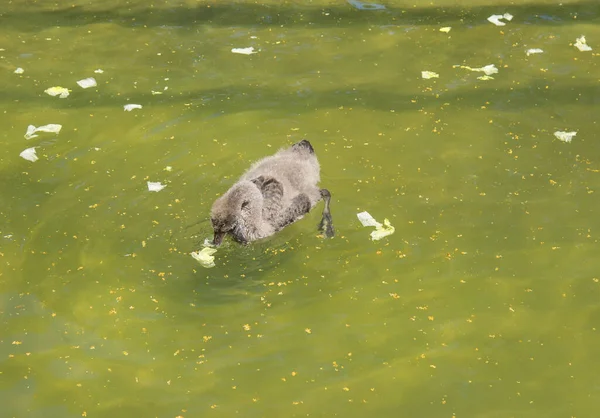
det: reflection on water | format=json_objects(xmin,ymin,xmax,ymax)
[{"xmin": 1, "ymin": 0, "xmax": 600, "ymax": 417}]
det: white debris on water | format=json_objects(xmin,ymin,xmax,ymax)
[
  {"xmin": 44, "ymin": 86, "xmax": 70, "ymax": 98},
  {"xmin": 526, "ymin": 48, "xmax": 544, "ymax": 56},
  {"xmin": 231, "ymin": 47, "xmax": 257, "ymax": 55},
  {"xmin": 76, "ymin": 77, "xmax": 97, "ymax": 88},
  {"xmin": 20, "ymin": 147, "xmax": 38, "ymax": 162},
  {"xmin": 24, "ymin": 124, "xmax": 62, "ymax": 140},
  {"xmin": 422, "ymin": 71, "xmax": 440, "ymax": 79},
  {"xmin": 554, "ymin": 131, "xmax": 577, "ymax": 143},
  {"xmin": 147, "ymin": 181, "xmax": 166, "ymax": 192},
  {"xmin": 124, "ymin": 104, "xmax": 143, "ymax": 111},
  {"xmin": 574, "ymin": 36, "xmax": 592, "ymax": 52},
  {"xmin": 357, "ymin": 211, "xmax": 395, "ymax": 241},
  {"xmin": 487, "ymin": 13, "xmax": 513, "ymax": 26}
]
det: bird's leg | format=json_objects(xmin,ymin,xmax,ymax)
[{"xmin": 318, "ymin": 189, "xmax": 334, "ymax": 238}]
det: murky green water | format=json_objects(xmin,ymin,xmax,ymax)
[{"xmin": 2, "ymin": 1, "xmax": 600, "ymax": 417}]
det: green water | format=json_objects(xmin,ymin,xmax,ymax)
[{"xmin": 2, "ymin": 1, "xmax": 600, "ymax": 417}]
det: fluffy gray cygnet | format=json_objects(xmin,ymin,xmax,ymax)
[{"xmin": 210, "ymin": 140, "xmax": 334, "ymax": 245}]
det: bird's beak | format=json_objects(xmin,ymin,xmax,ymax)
[{"xmin": 212, "ymin": 231, "xmax": 225, "ymax": 247}]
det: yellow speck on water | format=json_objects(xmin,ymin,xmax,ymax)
[{"xmin": 305, "ymin": 328, "xmax": 312, "ymax": 334}]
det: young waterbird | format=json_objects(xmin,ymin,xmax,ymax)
[{"xmin": 210, "ymin": 140, "xmax": 334, "ymax": 245}]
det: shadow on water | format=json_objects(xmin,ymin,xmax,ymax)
[
  {"xmin": 2, "ymin": 81, "xmax": 600, "ymax": 114},
  {"xmin": 166, "ymin": 219, "xmax": 331, "ymax": 293},
  {"xmin": 1, "ymin": 1, "xmax": 599, "ymax": 31}
]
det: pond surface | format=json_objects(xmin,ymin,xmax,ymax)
[{"xmin": 2, "ymin": 0, "xmax": 600, "ymax": 417}]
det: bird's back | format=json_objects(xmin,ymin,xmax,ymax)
[{"xmin": 240, "ymin": 145, "xmax": 321, "ymax": 204}]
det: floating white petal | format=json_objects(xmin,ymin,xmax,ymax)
[
  {"xmin": 20, "ymin": 147, "xmax": 38, "ymax": 162},
  {"xmin": 477, "ymin": 75, "xmax": 495, "ymax": 81},
  {"xmin": 191, "ymin": 247, "xmax": 218, "ymax": 268},
  {"xmin": 554, "ymin": 131, "xmax": 577, "ymax": 143},
  {"xmin": 94, "ymin": 69, "xmax": 104, "ymax": 74},
  {"xmin": 487, "ymin": 13, "xmax": 513, "ymax": 26},
  {"xmin": 422, "ymin": 71, "xmax": 440, "ymax": 79},
  {"xmin": 24, "ymin": 124, "xmax": 62, "ymax": 140},
  {"xmin": 479, "ymin": 64, "xmax": 499, "ymax": 75},
  {"xmin": 147, "ymin": 181, "xmax": 166, "ymax": 192},
  {"xmin": 439, "ymin": 27, "xmax": 452, "ymax": 33},
  {"xmin": 76, "ymin": 77, "xmax": 97, "ymax": 88},
  {"xmin": 44, "ymin": 86, "xmax": 70, "ymax": 98},
  {"xmin": 357, "ymin": 211, "xmax": 382, "ymax": 228},
  {"xmin": 24, "ymin": 125, "xmax": 37, "ymax": 139},
  {"xmin": 357, "ymin": 211, "xmax": 395, "ymax": 240},
  {"xmin": 574, "ymin": 36, "xmax": 592, "ymax": 52},
  {"xmin": 124, "ymin": 104, "xmax": 143, "ymax": 111},
  {"xmin": 231, "ymin": 47, "xmax": 257, "ymax": 55},
  {"xmin": 526, "ymin": 48, "xmax": 544, "ymax": 56},
  {"xmin": 456, "ymin": 64, "xmax": 498, "ymax": 76},
  {"xmin": 370, "ymin": 219, "xmax": 395, "ymax": 241},
  {"xmin": 14, "ymin": 67, "xmax": 24, "ymax": 74}
]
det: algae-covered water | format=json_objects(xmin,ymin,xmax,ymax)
[{"xmin": 2, "ymin": 1, "xmax": 600, "ymax": 417}]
